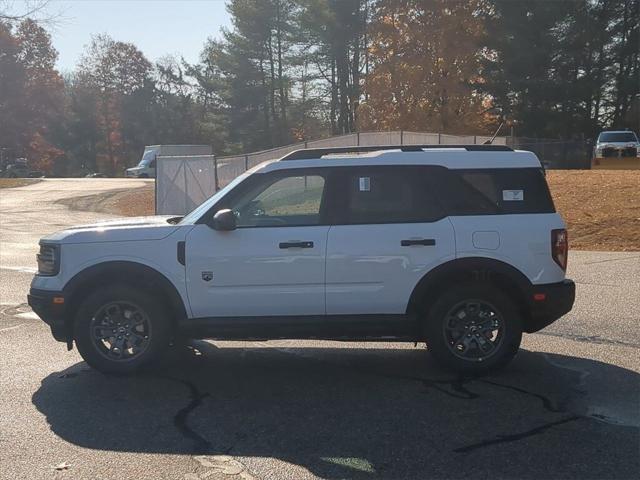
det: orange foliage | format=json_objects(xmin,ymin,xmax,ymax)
[
  {"xmin": 361, "ymin": 0, "xmax": 498, "ymax": 134},
  {"xmin": 27, "ymin": 132, "xmax": 64, "ymax": 173}
]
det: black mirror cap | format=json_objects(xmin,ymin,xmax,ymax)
[{"xmin": 211, "ymin": 209, "xmax": 237, "ymax": 231}]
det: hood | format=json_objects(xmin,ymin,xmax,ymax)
[{"xmin": 41, "ymin": 216, "xmax": 182, "ymax": 244}]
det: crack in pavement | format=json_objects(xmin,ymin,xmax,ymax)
[
  {"xmin": 535, "ymin": 330, "xmax": 640, "ymax": 349},
  {"xmin": 477, "ymin": 379, "xmax": 561, "ymax": 413},
  {"xmin": 453, "ymin": 416, "xmax": 583, "ymax": 453},
  {"xmin": 159, "ymin": 344, "xmax": 240, "ymax": 457},
  {"xmin": 264, "ymin": 345, "xmax": 624, "ymax": 454},
  {"xmin": 170, "ymin": 376, "xmax": 212, "ymax": 454}
]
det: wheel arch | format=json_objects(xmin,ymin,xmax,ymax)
[
  {"xmin": 62, "ymin": 261, "xmax": 187, "ymax": 343},
  {"xmin": 407, "ymin": 257, "xmax": 533, "ymax": 325}
]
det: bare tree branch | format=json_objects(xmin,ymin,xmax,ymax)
[{"xmin": 0, "ymin": 0, "xmax": 64, "ymax": 25}]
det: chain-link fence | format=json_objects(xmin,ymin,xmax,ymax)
[
  {"xmin": 155, "ymin": 130, "xmax": 514, "ymax": 214},
  {"xmin": 508, "ymin": 137, "xmax": 592, "ymax": 169},
  {"xmin": 214, "ymin": 131, "xmax": 507, "ymax": 188}
]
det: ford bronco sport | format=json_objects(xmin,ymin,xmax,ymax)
[{"xmin": 28, "ymin": 145, "xmax": 575, "ymax": 374}]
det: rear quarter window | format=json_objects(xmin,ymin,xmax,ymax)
[{"xmin": 431, "ymin": 168, "xmax": 555, "ymax": 215}]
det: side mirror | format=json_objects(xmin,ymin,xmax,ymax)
[{"xmin": 211, "ymin": 209, "xmax": 237, "ymax": 231}]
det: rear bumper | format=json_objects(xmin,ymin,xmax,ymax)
[
  {"xmin": 27, "ymin": 288, "xmax": 68, "ymax": 342},
  {"xmin": 524, "ymin": 279, "xmax": 575, "ymax": 333}
]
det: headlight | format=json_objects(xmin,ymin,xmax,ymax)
[
  {"xmin": 37, "ymin": 244, "xmax": 60, "ymax": 276},
  {"xmin": 595, "ymin": 147, "xmax": 603, "ymax": 155}
]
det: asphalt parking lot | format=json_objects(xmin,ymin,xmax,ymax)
[{"xmin": 1, "ymin": 179, "xmax": 639, "ymax": 480}]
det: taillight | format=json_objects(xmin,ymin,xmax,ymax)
[{"xmin": 551, "ymin": 229, "xmax": 568, "ymax": 271}]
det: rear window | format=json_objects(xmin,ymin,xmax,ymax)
[
  {"xmin": 431, "ymin": 168, "xmax": 555, "ymax": 215},
  {"xmin": 598, "ymin": 132, "xmax": 637, "ymax": 143}
]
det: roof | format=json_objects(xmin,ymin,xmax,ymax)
[{"xmin": 255, "ymin": 145, "xmax": 541, "ymax": 172}]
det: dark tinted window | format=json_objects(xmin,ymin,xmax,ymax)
[
  {"xmin": 340, "ymin": 167, "xmax": 443, "ymax": 224},
  {"xmin": 431, "ymin": 168, "xmax": 555, "ymax": 215}
]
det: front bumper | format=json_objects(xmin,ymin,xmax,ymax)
[
  {"xmin": 598, "ymin": 146, "xmax": 638, "ymax": 157},
  {"xmin": 592, "ymin": 156, "xmax": 640, "ymax": 169},
  {"xmin": 27, "ymin": 288, "xmax": 69, "ymax": 343},
  {"xmin": 524, "ymin": 279, "xmax": 576, "ymax": 333}
]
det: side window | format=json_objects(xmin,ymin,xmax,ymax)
[
  {"xmin": 229, "ymin": 173, "xmax": 325, "ymax": 227},
  {"xmin": 431, "ymin": 168, "xmax": 555, "ymax": 215},
  {"xmin": 149, "ymin": 157, "xmax": 156, "ymax": 168},
  {"xmin": 342, "ymin": 167, "xmax": 442, "ymax": 224}
]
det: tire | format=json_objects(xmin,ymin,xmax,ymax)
[
  {"xmin": 423, "ymin": 283, "xmax": 522, "ymax": 374},
  {"xmin": 73, "ymin": 284, "xmax": 172, "ymax": 374}
]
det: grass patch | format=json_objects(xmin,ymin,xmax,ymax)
[{"xmin": 547, "ymin": 170, "xmax": 640, "ymax": 251}]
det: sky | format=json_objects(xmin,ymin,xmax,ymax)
[{"xmin": 41, "ymin": 0, "xmax": 232, "ymax": 73}]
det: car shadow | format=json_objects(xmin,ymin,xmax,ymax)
[{"xmin": 32, "ymin": 342, "xmax": 640, "ymax": 479}]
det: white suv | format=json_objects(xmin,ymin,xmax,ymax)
[{"xmin": 29, "ymin": 145, "xmax": 575, "ymax": 374}]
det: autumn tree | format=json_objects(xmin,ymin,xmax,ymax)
[
  {"xmin": 16, "ymin": 19, "xmax": 64, "ymax": 171},
  {"xmin": 0, "ymin": 21, "xmax": 26, "ymax": 158},
  {"xmin": 78, "ymin": 34, "xmax": 152, "ymax": 173},
  {"xmin": 360, "ymin": 0, "xmax": 495, "ymax": 134},
  {"xmin": 0, "ymin": 19, "xmax": 63, "ymax": 172}
]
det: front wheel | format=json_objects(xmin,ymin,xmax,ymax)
[
  {"xmin": 74, "ymin": 285, "xmax": 171, "ymax": 374},
  {"xmin": 424, "ymin": 283, "xmax": 522, "ymax": 374}
]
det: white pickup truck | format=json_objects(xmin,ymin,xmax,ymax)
[{"xmin": 592, "ymin": 130, "xmax": 640, "ymax": 169}]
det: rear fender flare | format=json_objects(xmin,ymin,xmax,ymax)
[{"xmin": 407, "ymin": 257, "xmax": 533, "ymax": 321}]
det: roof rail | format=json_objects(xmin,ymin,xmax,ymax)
[{"xmin": 280, "ymin": 144, "xmax": 513, "ymax": 161}]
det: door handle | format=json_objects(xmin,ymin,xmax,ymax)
[
  {"xmin": 279, "ymin": 241, "xmax": 314, "ymax": 249},
  {"xmin": 401, "ymin": 238, "xmax": 436, "ymax": 247}
]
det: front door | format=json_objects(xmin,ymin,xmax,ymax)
[{"xmin": 185, "ymin": 170, "xmax": 330, "ymax": 318}]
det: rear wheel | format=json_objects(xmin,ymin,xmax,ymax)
[
  {"xmin": 74, "ymin": 285, "xmax": 171, "ymax": 374},
  {"xmin": 424, "ymin": 283, "xmax": 522, "ymax": 374}
]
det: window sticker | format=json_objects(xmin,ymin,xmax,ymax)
[
  {"xmin": 359, "ymin": 177, "xmax": 371, "ymax": 192},
  {"xmin": 502, "ymin": 189, "xmax": 524, "ymax": 201}
]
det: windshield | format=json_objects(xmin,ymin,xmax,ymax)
[
  {"xmin": 137, "ymin": 149, "xmax": 156, "ymax": 167},
  {"xmin": 598, "ymin": 132, "xmax": 637, "ymax": 143},
  {"xmin": 179, "ymin": 170, "xmax": 253, "ymax": 225}
]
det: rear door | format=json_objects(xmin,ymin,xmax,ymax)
[{"xmin": 325, "ymin": 166, "xmax": 456, "ymax": 315}]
